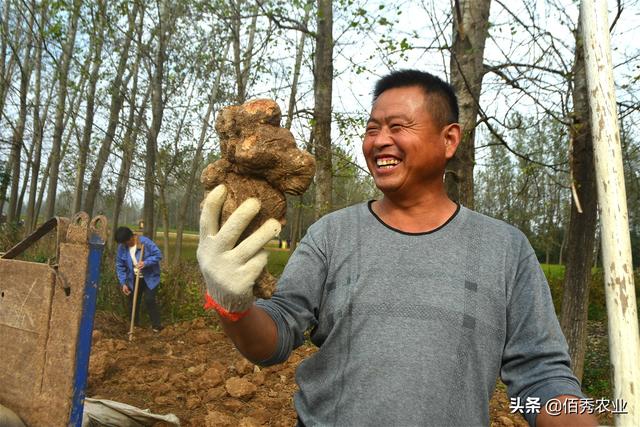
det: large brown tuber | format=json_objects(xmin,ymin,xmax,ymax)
[{"xmin": 201, "ymin": 99, "xmax": 315, "ymax": 298}]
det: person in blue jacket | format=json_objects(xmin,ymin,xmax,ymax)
[{"xmin": 115, "ymin": 226, "xmax": 163, "ymax": 332}]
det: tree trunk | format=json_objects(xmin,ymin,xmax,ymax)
[
  {"xmin": 15, "ymin": 145, "xmax": 33, "ymax": 221},
  {"xmin": 231, "ymin": 0, "xmax": 258, "ymax": 103},
  {"xmin": 112, "ymin": 9, "xmax": 146, "ymax": 250},
  {"xmin": 286, "ymin": 7, "xmax": 311, "ymax": 250},
  {"xmin": 581, "ymin": 1, "xmax": 640, "ymax": 423},
  {"xmin": 284, "ymin": 4, "xmax": 310, "ymax": 130},
  {"xmin": 144, "ymin": 0, "xmax": 172, "ymax": 238},
  {"xmin": 111, "ymin": 89, "xmax": 149, "ymax": 250},
  {"xmin": 559, "ymin": 10, "xmax": 603, "ymax": 383},
  {"xmin": 45, "ymin": 0, "xmax": 81, "ymax": 218},
  {"xmin": 157, "ymin": 78, "xmax": 195, "ymax": 260},
  {"xmin": 73, "ymin": 0, "xmax": 106, "ymax": 213},
  {"xmin": 289, "ymin": 196, "xmax": 302, "ymax": 251},
  {"xmin": 173, "ymin": 43, "xmax": 228, "ymax": 264},
  {"xmin": 312, "ymin": 0, "xmax": 333, "ymax": 220},
  {"xmin": 35, "ymin": 73, "xmax": 85, "ymax": 222},
  {"xmin": 446, "ymin": 0, "xmax": 492, "ymax": 209},
  {"xmin": 0, "ymin": 0, "xmax": 16, "ymax": 124},
  {"xmin": 7, "ymin": 8, "xmax": 35, "ymax": 223},
  {"xmin": 0, "ymin": 159, "xmax": 12, "ymax": 219},
  {"xmin": 84, "ymin": 2, "xmax": 138, "ymax": 216},
  {"xmin": 26, "ymin": 27, "xmax": 55, "ymax": 232},
  {"xmin": 558, "ymin": 221, "xmax": 568, "ymax": 265},
  {"xmin": 159, "ymin": 185, "xmax": 170, "ymax": 259}
]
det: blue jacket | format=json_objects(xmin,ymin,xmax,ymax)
[{"xmin": 115, "ymin": 236, "xmax": 162, "ymax": 290}]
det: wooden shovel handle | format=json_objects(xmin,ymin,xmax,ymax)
[{"xmin": 127, "ymin": 244, "xmax": 145, "ymax": 341}]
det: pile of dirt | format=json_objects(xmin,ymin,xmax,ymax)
[{"xmin": 87, "ymin": 311, "xmax": 528, "ymax": 426}]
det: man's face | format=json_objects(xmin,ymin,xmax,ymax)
[{"xmin": 362, "ymin": 86, "xmax": 456, "ymax": 197}]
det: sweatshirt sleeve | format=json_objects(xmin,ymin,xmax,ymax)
[
  {"xmin": 115, "ymin": 247, "xmax": 129, "ymax": 286},
  {"xmin": 255, "ymin": 222, "xmax": 327, "ymax": 366},
  {"xmin": 141, "ymin": 237, "xmax": 162, "ymax": 266},
  {"xmin": 500, "ymin": 236, "xmax": 584, "ymax": 427}
]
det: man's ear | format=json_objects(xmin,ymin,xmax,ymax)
[{"xmin": 443, "ymin": 123, "xmax": 461, "ymax": 159}]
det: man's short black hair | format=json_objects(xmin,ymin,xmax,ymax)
[
  {"xmin": 373, "ymin": 69, "xmax": 459, "ymax": 128},
  {"xmin": 115, "ymin": 226, "xmax": 134, "ymax": 244}
]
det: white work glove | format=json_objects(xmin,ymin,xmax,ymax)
[{"xmin": 197, "ymin": 185, "xmax": 281, "ymax": 319}]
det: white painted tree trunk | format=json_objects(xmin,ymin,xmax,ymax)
[{"xmin": 580, "ymin": 1, "xmax": 640, "ymax": 425}]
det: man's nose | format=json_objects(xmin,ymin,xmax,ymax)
[{"xmin": 372, "ymin": 126, "xmax": 394, "ymax": 148}]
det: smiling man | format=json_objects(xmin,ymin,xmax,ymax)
[{"xmin": 197, "ymin": 70, "xmax": 597, "ymax": 426}]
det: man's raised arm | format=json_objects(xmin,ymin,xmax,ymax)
[{"xmin": 197, "ymin": 184, "xmax": 281, "ymax": 363}]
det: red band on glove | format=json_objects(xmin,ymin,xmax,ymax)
[{"xmin": 203, "ymin": 292, "xmax": 250, "ymax": 322}]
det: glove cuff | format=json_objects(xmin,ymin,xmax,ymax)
[{"xmin": 203, "ymin": 292, "xmax": 251, "ymax": 322}]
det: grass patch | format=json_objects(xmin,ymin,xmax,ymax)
[
  {"xmin": 266, "ymin": 249, "xmax": 292, "ymax": 277},
  {"xmin": 543, "ymin": 265, "xmax": 614, "ymax": 322},
  {"xmin": 540, "ymin": 263, "xmax": 565, "ymax": 282},
  {"xmin": 167, "ymin": 232, "xmax": 199, "ymax": 261},
  {"xmin": 163, "ymin": 232, "xmax": 281, "ymax": 263}
]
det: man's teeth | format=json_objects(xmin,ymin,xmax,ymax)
[{"xmin": 376, "ymin": 158, "xmax": 400, "ymax": 168}]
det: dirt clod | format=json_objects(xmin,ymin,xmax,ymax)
[
  {"xmin": 239, "ymin": 416, "xmax": 262, "ymax": 427},
  {"xmin": 205, "ymin": 410, "xmax": 236, "ymax": 427},
  {"xmin": 225, "ymin": 376, "xmax": 258, "ymax": 399},
  {"xmin": 496, "ymin": 415, "xmax": 516, "ymax": 427},
  {"xmin": 235, "ymin": 358, "xmax": 255, "ymax": 376},
  {"xmin": 200, "ymin": 366, "xmax": 224, "ymax": 388}
]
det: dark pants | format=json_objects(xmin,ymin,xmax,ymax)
[{"xmin": 127, "ymin": 278, "xmax": 162, "ymax": 329}]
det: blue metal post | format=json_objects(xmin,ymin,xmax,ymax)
[{"xmin": 68, "ymin": 231, "xmax": 105, "ymax": 426}]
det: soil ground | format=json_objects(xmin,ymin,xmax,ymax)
[{"xmin": 88, "ymin": 311, "xmax": 531, "ymax": 427}]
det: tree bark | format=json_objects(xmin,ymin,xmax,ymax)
[
  {"xmin": 581, "ymin": 1, "xmax": 640, "ymax": 423},
  {"xmin": 446, "ymin": 0, "xmax": 492, "ymax": 209},
  {"xmin": 15, "ymin": 144, "xmax": 33, "ymax": 221},
  {"xmin": 26, "ymin": 9, "xmax": 54, "ymax": 232},
  {"xmin": 112, "ymin": 88, "xmax": 149, "ymax": 250},
  {"xmin": 45, "ymin": 0, "xmax": 81, "ymax": 218},
  {"xmin": 112, "ymin": 8, "xmax": 146, "ymax": 250},
  {"xmin": 35, "ymin": 71, "xmax": 86, "ymax": 222},
  {"xmin": 231, "ymin": 0, "xmax": 258, "ymax": 103},
  {"xmin": 84, "ymin": 2, "xmax": 138, "ymax": 216},
  {"xmin": 157, "ymin": 79, "xmax": 196, "ymax": 259},
  {"xmin": 312, "ymin": 0, "xmax": 333, "ymax": 219},
  {"xmin": 559, "ymin": 14, "xmax": 600, "ymax": 383},
  {"xmin": 73, "ymin": 0, "xmax": 106, "ymax": 213},
  {"xmin": 143, "ymin": 0, "xmax": 173, "ymax": 238},
  {"xmin": 7, "ymin": 7, "xmax": 35, "ymax": 223},
  {"xmin": 159, "ymin": 184, "xmax": 170, "ymax": 259},
  {"xmin": 285, "ymin": 6, "xmax": 311, "ymax": 249},
  {"xmin": 0, "ymin": 1, "xmax": 24, "ymax": 218},
  {"xmin": 44, "ymin": 0, "xmax": 81, "ymax": 218},
  {"xmin": 0, "ymin": 0, "xmax": 15, "ymax": 124}
]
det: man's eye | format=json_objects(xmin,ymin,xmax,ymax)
[{"xmin": 365, "ymin": 127, "xmax": 379, "ymax": 135}]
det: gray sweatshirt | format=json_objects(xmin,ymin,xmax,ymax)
[{"xmin": 256, "ymin": 202, "xmax": 583, "ymax": 427}]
